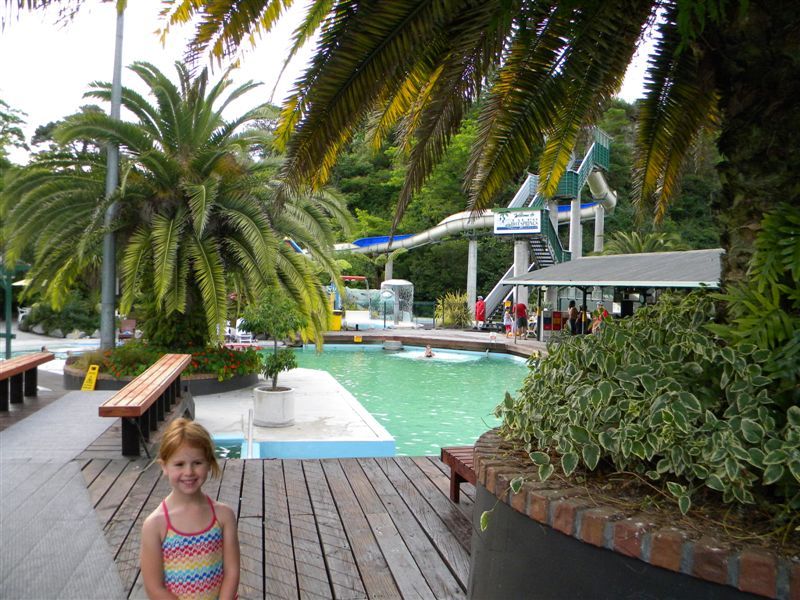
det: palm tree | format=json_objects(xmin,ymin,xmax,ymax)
[
  {"xmin": 1, "ymin": 62, "xmax": 348, "ymax": 344},
  {"xmin": 157, "ymin": 0, "xmax": 797, "ymax": 292},
  {"xmin": 599, "ymin": 231, "xmax": 687, "ymax": 255}
]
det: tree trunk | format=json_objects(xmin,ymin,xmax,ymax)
[{"xmin": 707, "ymin": 0, "xmax": 800, "ymax": 288}]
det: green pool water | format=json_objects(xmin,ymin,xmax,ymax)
[{"xmin": 294, "ymin": 344, "xmax": 529, "ymax": 456}]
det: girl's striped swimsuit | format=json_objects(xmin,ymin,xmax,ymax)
[{"xmin": 161, "ymin": 495, "xmax": 224, "ymax": 599}]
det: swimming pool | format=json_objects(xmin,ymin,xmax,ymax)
[{"xmin": 293, "ymin": 344, "xmax": 529, "ymax": 456}]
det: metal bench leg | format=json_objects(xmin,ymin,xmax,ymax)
[
  {"xmin": 138, "ymin": 415, "xmax": 151, "ymax": 441},
  {"xmin": 0, "ymin": 380, "xmax": 9, "ymax": 411},
  {"xmin": 23, "ymin": 368, "xmax": 38, "ymax": 396},
  {"xmin": 148, "ymin": 405, "xmax": 158, "ymax": 431},
  {"xmin": 121, "ymin": 418, "xmax": 141, "ymax": 456},
  {"xmin": 121, "ymin": 418, "xmax": 152, "ymax": 458},
  {"xmin": 10, "ymin": 374, "xmax": 23, "ymax": 404},
  {"xmin": 156, "ymin": 393, "xmax": 165, "ymax": 421}
]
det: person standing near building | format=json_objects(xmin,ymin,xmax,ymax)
[
  {"xmin": 503, "ymin": 308, "xmax": 513, "ymax": 337},
  {"xmin": 475, "ymin": 295, "xmax": 486, "ymax": 330},
  {"xmin": 514, "ymin": 301, "xmax": 528, "ymax": 337},
  {"xmin": 567, "ymin": 300, "xmax": 579, "ymax": 334},
  {"xmin": 592, "ymin": 301, "xmax": 610, "ymax": 334}
]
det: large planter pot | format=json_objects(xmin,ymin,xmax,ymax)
[
  {"xmin": 64, "ymin": 363, "xmax": 258, "ymax": 395},
  {"xmin": 469, "ymin": 430, "xmax": 798, "ymax": 600},
  {"xmin": 253, "ymin": 385, "xmax": 295, "ymax": 427}
]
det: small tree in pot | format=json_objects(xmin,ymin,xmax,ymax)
[{"xmin": 240, "ymin": 292, "xmax": 307, "ymax": 426}]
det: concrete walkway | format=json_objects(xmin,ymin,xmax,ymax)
[{"xmin": 0, "ymin": 389, "xmax": 126, "ymax": 599}]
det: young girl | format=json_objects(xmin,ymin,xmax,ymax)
[
  {"xmin": 503, "ymin": 309, "xmax": 513, "ymax": 337},
  {"xmin": 141, "ymin": 419, "xmax": 240, "ymax": 600}
]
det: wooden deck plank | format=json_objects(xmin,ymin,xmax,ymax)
[
  {"xmin": 284, "ymin": 459, "xmax": 333, "ymax": 599},
  {"xmin": 341, "ymin": 459, "xmax": 434, "ymax": 599},
  {"xmin": 423, "ymin": 456, "xmax": 477, "ymax": 504},
  {"xmin": 95, "ymin": 460, "xmax": 150, "ymax": 529},
  {"xmin": 302, "ymin": 460, "xmax": 367, "ymax": 600},
  {"xmin": 114, "ymin": 463, "xmax": 171, "ymax": 596},
  {"xmin": 239, "ymin": 459, "xmax": 264, "ymax": 600},
  {"xmin": 363, "ymin": 458, "xmax": 466, "ymax": 598},
  {"xmin": 86, "ymin": 459, "xmax": 127, "ymax": 507},
  {"xmin": 216, "ymin": 458, "xmax": 243, "ymax": 512},
  {"xmin": 411, "ymin": 457, "xmax": 475, "ymax": 516},
  {"xmin": 321, "ymin": 459, "xmax": 401, "ymax": 599},
  {"xmin": 403, "ymin": 458, "xmax": 474, "ymax": 549},
  {"xmin": 263, "ymin": 460, "xmax": 299, "ymax": 600},
  {"xmin": 81, "ymin": 458, "xmax": 112, "ymax": 491},
  {"xmin": 87, "ymin": 457, "xmax": 474, "ymax": 599}
]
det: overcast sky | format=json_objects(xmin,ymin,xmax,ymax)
[{"xmin": 1, "ymin": 1, "xmax": 651, "ymax": 165}]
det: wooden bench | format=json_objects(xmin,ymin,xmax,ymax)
[
  {"xmin": 441, "ymin": 446, "xmax": 476, "ymax": 503},
  {"xmin": 98, "ymin": 353, "xmax": 192, "ymax": 456},
  {"xmin": 0, "ymin": 351, "xmax": 55, "ymax": 411}
]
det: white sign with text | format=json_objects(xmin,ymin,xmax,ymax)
[{"xmin": 494, "ymin": 210, "xmax": 542, "ymax": 235}]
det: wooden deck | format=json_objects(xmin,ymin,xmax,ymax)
[{"xmin": 79, "ymin": 455, "xmax": 476, "ymax": 599}]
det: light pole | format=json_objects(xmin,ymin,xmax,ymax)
[{"xmin": 100, "ymin": 2, "xmax": 125, "ymax": 350}]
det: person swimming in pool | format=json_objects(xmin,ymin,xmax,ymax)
[{"xmin": 424, "ymin": 345, "xmax": 435, "ymax": 358}]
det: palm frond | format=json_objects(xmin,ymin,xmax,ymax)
[
  {"xmin": 150, "ymin": 209, "xmax": 186, "ymax": 307},
  {"xmin": 633, "ymin": 7, "xmax": 719, "ymax": 221},
  {"xmin": 186, "ymin": 234, "xmax": 229, "ymax": 341}
]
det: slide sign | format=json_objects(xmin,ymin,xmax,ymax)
[{"xmin": 494, "ymin": 209, "xmax": 542, "ymax": 235}]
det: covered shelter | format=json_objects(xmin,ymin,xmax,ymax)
[{"xmin": 502, "ymin": 249, "xmax": 723, "ymax": 335}]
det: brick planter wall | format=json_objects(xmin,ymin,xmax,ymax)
[{"xmin": 473, "ymin": 430, "xmax": 799, "ymax": 600}]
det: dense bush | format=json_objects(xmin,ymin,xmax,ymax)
[
  {"xmin": 496, "ymin": 292, "xmax": 800, "ymax": 525},
  {"xmin": 22, "ymin": 293, "xmax": 99, "ymax": 335},
  {"xmin": 75, "ymin": 342, "xmax": 262, "ymax": 382},
  {"xmin": 435, "ymin": 291, "xmax": 473, "ymax": 328}
]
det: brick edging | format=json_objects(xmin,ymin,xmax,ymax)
[{"xmin": 474, "ymin": 430, "xmax": 799, "ymax": 600}]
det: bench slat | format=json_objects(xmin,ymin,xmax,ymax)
[
  {"xmin": 0, "ymin": 352, "xmax": 55, "ymax": 380},
  {"xmin": 99, "ymin": 354, "xmax": 191, "ymax": 418},
  {"xmin": 440, "ymin": 446, "xmax": 476, "ymax": 503},
  {"xmin": 100, "ymin": 357, "xmax": 186, "ymax": 407}
]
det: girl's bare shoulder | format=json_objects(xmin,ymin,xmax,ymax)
[
  {"xmin": 212, "ymin": 500, "xmax": 236, "ymax": 524},
  {"xmin": 142, "ymin": 504, "xmax": 167, "ymax": 535}
]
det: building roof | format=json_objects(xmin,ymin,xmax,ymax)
[{"xmin": 502, "ymin": 248, "xmax": 723, "ymax": 288}]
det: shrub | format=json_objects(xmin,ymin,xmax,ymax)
[
  {"xmin": 435, "ymin": 291, "xmax": 472, "ymax": 328},
  {"xmin": 24, "ymin": 293, "xmax": 99, "ymax": 334},
  {"xmin": 74, "ymin": 342, "xmax": 261, "ymax": 382},
  {"xmin": 496, "ymin": 291, "xmax": 800, "ymax": 526},
  {"xmin": 240, "ymin": 291, "xmax": 307, "ymax": 389}
]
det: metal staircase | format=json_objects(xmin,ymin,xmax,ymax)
[
  {"xmin": 484, "ymin": 216, "xmax": 566, "ymax": 323},
  {"xmin": 482, "ymin": 128, "xmax": 611, "ymax": 321}
]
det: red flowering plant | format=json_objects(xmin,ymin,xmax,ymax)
[{"xmin": 76, "ymin": 341, "xmax": 261, "ymax": 382}]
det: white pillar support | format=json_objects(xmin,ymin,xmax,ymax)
[
  {"xmin": 513, "ymin": 239, "xmax": 530, "ymax": 310},
  {"xmin": 384, "ymin": 257, "xmax": 393, "ymax": 282},
  {"xmin": 569, "ymin": 190, "xmax": 582, "ymax": 259},
  {"xmin": 593, "ymin": 203, "xmax": 606, "ymax": 253},
  {"xmin": 467, "ymin": 237, "xmax": 478, "ymax": 312}
]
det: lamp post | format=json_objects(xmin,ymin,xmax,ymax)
[{"xmin": 100, "ymin": 2, "xmax": 125, "ymax": 350}]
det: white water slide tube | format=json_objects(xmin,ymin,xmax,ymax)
[{"xmin": 334, "ymin": 170, "xmax": 616, "ymax": 254}]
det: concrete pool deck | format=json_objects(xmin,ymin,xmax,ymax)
[{"xmin": 196, "ymin": 368, "xmax": 396, "ymax": 459}]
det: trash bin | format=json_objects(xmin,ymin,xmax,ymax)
[{"xmin": 331, "ymin": 310, "xmax": 343, "ymax": 331}]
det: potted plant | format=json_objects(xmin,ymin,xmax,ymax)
[
  {"xmin": 240, "ymin": 292, "xmax": 307, "ymax": 427},
  {"xmin": 471, "ymin": 290, "xmax": 800, "ymax": 598}
]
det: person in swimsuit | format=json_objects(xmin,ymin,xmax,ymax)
[{"xmin": 140, "ymin": 418, "xmax": 240, "ymax": 599}]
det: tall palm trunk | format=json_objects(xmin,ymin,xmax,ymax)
[{"xmin": 707, "ymin": 0, "xmax": 800, "ymax": 287}]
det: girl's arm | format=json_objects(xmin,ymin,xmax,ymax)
[
  {"xmin": 217, "ymin": 502, "xmax": 241, "ymax": 600},
  {"xmin": 140, "ymin": 514, "xmax": 178, "ymax": 600}
]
